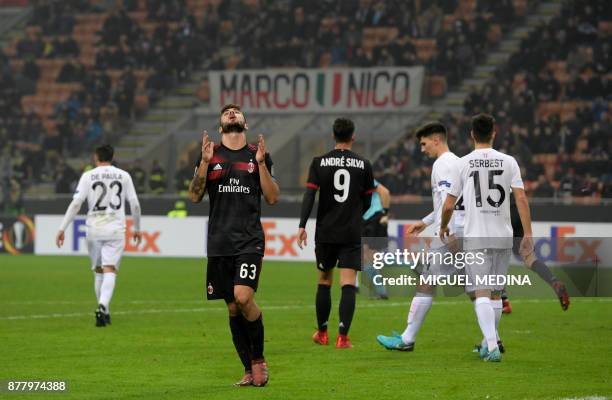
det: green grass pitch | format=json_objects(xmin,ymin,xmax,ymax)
[{"xmin": 1, "ymin": 255, "xmax": 611, "ymax": 400}]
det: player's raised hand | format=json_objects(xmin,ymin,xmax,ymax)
[
  {"xmin": 406, "ymin": 221, "xmax": 426, "ymax": 236},
  {"xmin": 297, "ymin": 228, "xmax": 307, "ymax": 249},
  {"xmin": 55, "ymin": 230, "xmax": 65, "ymax": 248},
  {"xmin": 201, "ymin": 130, "xmax": 214, "ymax": 163},
  {"xmin": 256, "ymin": 134, "xmax": 266, "ymax": 164},
  {"xmin": 133, "ymin": 231, "xmax": 142, "ymax": 246}
]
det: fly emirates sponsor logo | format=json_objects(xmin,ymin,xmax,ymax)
[{"xmin": 218, "ymin": 178, "xmax": 251, "ymax": 194}]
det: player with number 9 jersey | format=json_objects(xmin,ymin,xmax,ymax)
[
  {"xmin": 298, "ymin": 118, "xmax": 375, "ymax": 349},
  {"xmin": 304, "ymin": 148, "xmax": 375, "ymax": 246}
]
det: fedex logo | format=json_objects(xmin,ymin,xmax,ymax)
[
  {"xmin": 72, "ymin": 219, "xmax": 160, "ymax": 253},
  {"xmin": 394, "ymin": 223, "xmax": 601, "ymax": 265},
  {"xmin": 533, "ymin": 226, "xmax": 601, "ymax": 264},
  {"xmin": 262, "ymin": 221, "xmax": 298, "ymax": 257}
]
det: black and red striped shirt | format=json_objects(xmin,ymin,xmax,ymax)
[
  {"xmin": 197, "ymin": 143, "xmax": 273, "ymax": 257},
  {"xmin": 306, "ymin": 149, "xmax": 375, "ymax": 244}
]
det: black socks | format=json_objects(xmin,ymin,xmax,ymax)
[
  {"xmin": 339, "ymin": 285, "xmax": 356, "ymax": 336},
  {"xmin": 245, "ymin": 313, "xmax": 265, "ymax": 361},
  {"xmin": 229, "ymin": 315, "xmax": 252, "ymax": 372},
  {"xmin": 316, "ymin": 284, "xmax": 332, "ymax": 331},
  {"xmin": 531, "ymin": 259, "xmax": 556, "ymax": 285}
]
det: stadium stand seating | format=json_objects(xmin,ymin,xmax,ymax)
[
  {"xmin": 374, "ymin": 0, "xmax": 611, "ymax": 200},
  {"xmin": 1, "ymin": 0, "xmax": 608, "ymax": 200}
]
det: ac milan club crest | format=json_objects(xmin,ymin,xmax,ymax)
[
  {"xmin": 207, "ymin": 283, "xmax": 214, "ymax": 295},
  {"xmin": 248, "ymin": 160, "xmax": 255, "ymax": 173}
]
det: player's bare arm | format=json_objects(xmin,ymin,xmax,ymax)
[
  {"xmin": 256, "ymin": 134, "xmax": 279, "ymax": 205},
  {"xmin": 56, "ymin": 197, "xmax": 85, "ymax": 248},
  {"xmin": 513, "ymin": 187, "xmax": 534, "ymax": 257},
  {"xmin": 297, "ymin": 186, "xmax": 317, "ymax": 250},
  {"xmin": 377, "ymin": 183, "xmax": 391, "ymax": 225},
  {"xmin": 439, "ymin": 193, "xmax": 457, "ymax": 240},
  {"xmin": 189, "ymin": 131, "xmax": 213, "ymax": 203}
]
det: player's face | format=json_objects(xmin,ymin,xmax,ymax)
[
  {"xmin": 420, "ymin": 136, "xmax": 436, "ymax": 158},
  {"xmin": 220, "ymin": 108, "xmax": 247, "ymax": 134}
]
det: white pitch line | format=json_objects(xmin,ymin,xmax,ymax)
[
  {"xmin": 4, "ymin": 298, "xmax": 612, "ymax": 306},
  {"xmin": 1, "ymin": 298, "xmax": 611, "ymax": 321},
  {"xmin": 558, "ymin": 397, "xmax": 610, "ymax": 400}
]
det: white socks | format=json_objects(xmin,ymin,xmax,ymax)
[
  {"xmin": 98, "ymin": 272, "xmax": 116, "ymax": 313},
  {"xmin": 94, "ymin": 272, "xmax": 104, "ymax": 302},
  {"xmin": 401, "ymin": 294, "xmax": 433, "ymax": 344},
  {"xmin": 480, "ymin": 299, "xmax": 503, "ymax": 348},
  {"xmin": 474, "ymin": 297, "xmax": 497, "ymax": 352},
  {"xmin": 492, "ymin": 299, "xmax": 503, "ymax": 341}
]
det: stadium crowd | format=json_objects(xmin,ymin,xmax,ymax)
[
  {"xmin": 1, "ymin": 0, "xmax": 609, "ymax": 202},
  {"xmin": 2, "ymin": 0, "xmax": 521, "ymax": 197},
  {"xmin": 375, "ymin": 0, "xmax": 612, "ymax": 199}
]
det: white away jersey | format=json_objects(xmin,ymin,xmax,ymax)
[
  {"xmin": 449, "ymin": 148, "xmax": 523, "ymax": 249},
  {"xmin": 72, "ymin": 165, "xmax": 139, "ymax": 239},
  {"xmin": 425, "ymin": 151, "xmax": 465, "ymax": 240}
]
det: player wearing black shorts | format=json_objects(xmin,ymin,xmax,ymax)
[
  {"xmin": 503, "ymin": 198, "xmax": 570, "ymax": 312},
  {"xmin": 189, "ymin": 104, "xmax": 279, "ymax": 387},
  {"xmin": 297, "ymin": 117, "xmax": 375, "ymax": 349}
]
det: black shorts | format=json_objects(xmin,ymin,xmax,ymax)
[
  {"xmin": 206, "ymin": 253, "xmax": 263, "ymax": 301},
  {"xmin": 362, "ymin": 213, "xmax": 389, "ymax": 250},
  {"xmin": 362, "ymin": 213, "xmax": 388, "ymax": 238},
  {"xmin": 315, "ymin": 243, "xmax": 361, "ymax": 271},
  {"xmin": 510, "ymin": 202, "xmax": 524, "ymax": 256}
]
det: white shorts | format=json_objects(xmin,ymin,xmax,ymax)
[
  {"xmin": 87, "ymin": 239, "xmax": 125, "ymax": 270},
  {"xmin": 465, "ymin": 248, "xmax": 511, "ymax": 292},
  {"xmin": 421, "ymin": 235, "xmax": 465, "ymax": 279}
]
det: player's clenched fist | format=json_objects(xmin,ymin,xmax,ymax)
[{"xmin": 201, "ymin": 130, "xmax": 214, "ymax": 163}]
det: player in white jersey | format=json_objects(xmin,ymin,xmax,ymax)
[
  {"xmin": 440, "ymin": 114, "xmax": 534, "ymax": 362},
  {"xmin": 376, "ymin": 122, "xmax": 466, "ymax": 351},
  {"xmin": 56, "ymin": 145, "xmax": 142, "ymax": 327}
]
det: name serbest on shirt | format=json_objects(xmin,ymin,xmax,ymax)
[{"xmin": 449, "ymin": 148, "xmax": 524, "ymax": 249}]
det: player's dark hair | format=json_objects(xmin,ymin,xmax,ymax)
[
  {"xmin": 471, "ymin": 113, "xmax": 496, "ymax": 143},
  {"xmin": 415, "ymin": 122, "xmax": 447, "ymax": 140},
  {"xmin": 333, "ymin": 118, "xmax": 355, "ymax": 143},
  {"xmin": 221, "ymin": 103, "xmax": 241, "ymax": 115},
  {"xmin": 95, "ymin": 144, "xmax": 114, "ymax": 162}
]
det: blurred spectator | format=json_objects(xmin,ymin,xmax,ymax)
[
  {"xmin": 533, "ymin": 175, "xmax": 555, "ymax": 198},
  {"xmin": 149, "ymin": 160, "xmax": 166, "ymax": 193},
  {"xmin": 54, "ymin": 160, "xmax": 78, "ymax": 193},
  {"xmin": 57, "ymin": 59, "xmax": 86, "ymax": 82},
  {"xmin": 174, "ymin": 159, "xmax": 192, "ymax": 196},
  {"xmin": 4, "ymin": 178, "xmax": 25, "ymax": 216},
  {"xmin": 129, "ymin": 161, "xmax": 147, "ymax": 193}
]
